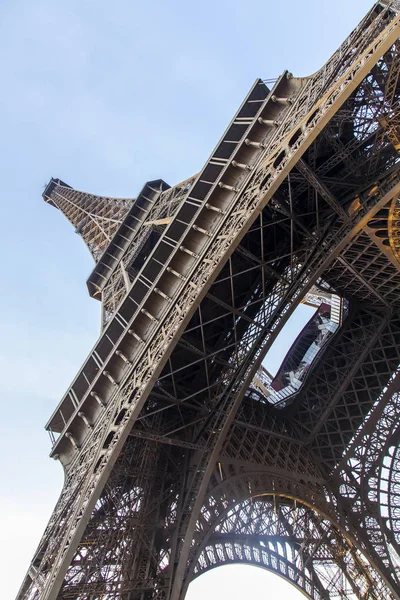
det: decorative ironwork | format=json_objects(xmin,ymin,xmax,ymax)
[
  {"xmin": 17, "ymin": 2, "xmax": 400, "ymax": 599},
  {"xmin": 43, "ymin": 179, "xmax": 132, "ymax": 261}
]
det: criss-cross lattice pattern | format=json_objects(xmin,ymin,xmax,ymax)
[
  {"xmin": 43, "ymin": 180, "xmax": 132, "ymax": 261},
  {"xmin": 17, "ymin": 3, "xmax": 400, "ymax": 600}
]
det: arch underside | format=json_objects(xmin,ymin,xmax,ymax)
[
  {"xmin": 57, "ymin": 98, "xmax": 400, "ymax": 600},
  {"xmin": 59, "ymin": 46, "xmax": 400, "ymax": 600},
  {"xmin": 186, "ymin": 377, "xmax": 400, "ymax": 599},
  {"xmin": 18, "ymin": 4, "xmax": 400, "ymax": 600},
  {"xmin": 190, "ymin": 495, "xmax": 381, "ymax": 600}
]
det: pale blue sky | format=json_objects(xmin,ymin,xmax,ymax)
[{"xmin": 1, "ymin": 1, "xmax": 373, "ymax": 598}]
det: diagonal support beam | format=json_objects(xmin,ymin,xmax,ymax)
[{"xmin": 296, "ymin": 158, "xmax": 350, "ymax": 222}]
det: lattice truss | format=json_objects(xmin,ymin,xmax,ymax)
[
  {"xmin": 101, "ymin": 176, "xmax": 197, "ymax": 325},
  {"xmin": 43, "ymin": 180, "xmax": 132, "ymax": 261},
  {"xmin": 17, "ymin": 2, "xmax": 400, "ymax": 600},
  {"xmin": 192, "ymin": 494, "xmax": 388, "ymax": 600}
]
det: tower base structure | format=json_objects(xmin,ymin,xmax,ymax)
[{"xmin": 17, "ymin": 2, "xmax": 400, "ymax": 598}]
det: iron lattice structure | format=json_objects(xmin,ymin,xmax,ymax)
[{"xmin": 17, "ymin": 2, "xmax": 400, "ymax": 598}]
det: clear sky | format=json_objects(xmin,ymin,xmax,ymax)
[{"xmin": 1, "ymin": 0, "xmax": 374, "ymax": 598}]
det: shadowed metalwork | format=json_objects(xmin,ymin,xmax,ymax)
[{"xmin": 17, "ymin": 2, "xmax": 400, "ymax": 598}]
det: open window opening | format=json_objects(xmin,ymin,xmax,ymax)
[{"xmin": 252, "ymin": 283, "xmax": 348, "ymax": 408}]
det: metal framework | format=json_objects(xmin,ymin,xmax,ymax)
[{"xmin": 17, "ymin": 2, "xmax": 400, "ymax": 598}]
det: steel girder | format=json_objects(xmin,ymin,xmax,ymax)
[
  {"xmin": 17, "ymin": 3, "xmax": 400, "ymax": 600},
  {"xmin": 186, "ymin": 473, "xmax": 395, "ymax": 599},
  {"xmin": 42, "ymin": 179, "xmax": 132, "ymax": 261}
]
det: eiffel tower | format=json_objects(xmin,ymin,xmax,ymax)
[{"xmin": 17, "ymin": 2, "xmax": 400, "ymax": 598}]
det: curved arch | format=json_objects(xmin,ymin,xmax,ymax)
[
  {"xmin": 388, "ymin": 195, "xmax": 400, "ymax": 268},
  {"xmin": 333, "ymin": 370, "xmax": 400, "ymax": 591},
  {"xmin": 190, "ymin": 558, "xmax": 313, "ymax": 600},
  {"xmin": 366, "ymin": 195, "xmax": 400, "ymax": 270},
  {"xmin": 182, "ymin": 471, "xmax": 394, "ymax": 600},
  {"xmin": 192, "ymin": 470, "xmax": 337, "ymax": 550}
]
